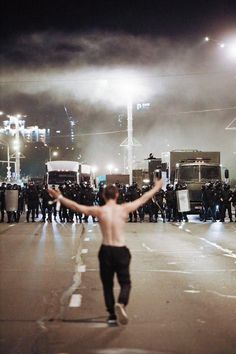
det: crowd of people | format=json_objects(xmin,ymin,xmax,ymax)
[{"xmin": 0, "ymin": 180, "xmax": 235, "ymax": 224}]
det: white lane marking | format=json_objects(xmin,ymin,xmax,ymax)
[
  {"xmin": 146, "ymin": 269, "xmax": 192, "ymax": 274},
  {"xmin": 207, "ymin": 290, "xmax": 236, "ymax": 299},
  {"xmin": 77, "ymin": 265, "xmax": 86, "ymax": 272},
  {"xmin": 223, "ymin": 254, "xmax": 236, "ymax": 259},
  {"xmin": 185, "ymin": 229, "xmax": 192, "ymax": 233},
  {"xmin": 184, "ymin": 290, "xmax": 201, "ymax": 294},
  {"xmin": 142, "ymin": 243, "xmax": 154, "ymax": 252},
  {"xmin": 81, "ymin": 248, "xmax": 88, "ymax": 254},
  {"xmin": 88, "ymin": 230, "xmax": 93, "ymax": 233},
  {"xmin": 87, "ymin": 268, "xmax": 98, "ymax": 271},
  {"xmin": 197, "ymin": 319, "xmax": 206, "ymax": 324},
  {"xmin": 139, "ymin": 249, "xmax": 202, "ymax": 254},
  {"xmin": 200, "ymin": 238, "xmax": 236, "ymax": 259},
  {"xmin": 69, "ymin": 294, "xmax": 82, "ymax": 307}
]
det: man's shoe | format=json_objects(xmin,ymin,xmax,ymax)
[
  {"xmin": 115, "ymin": 303, "xmax": 128, "ymax": 325},
  {"xmin": 107, "ymin": 314, "xmax": 117, "ymax": 325}
]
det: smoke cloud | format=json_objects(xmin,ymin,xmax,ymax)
[{"xmin": 0, "ymin": 31, "xmax": 235, "ymax": 180}]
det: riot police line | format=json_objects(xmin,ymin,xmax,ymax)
[{"xmin": 0, "ymin": 180, "xmax": 235, "ymax": 224}]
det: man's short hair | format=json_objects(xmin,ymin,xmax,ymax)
[{"xmin": 103, "ymin": 185, "xmax": 118, "ymax": 200}]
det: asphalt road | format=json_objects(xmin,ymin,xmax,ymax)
[{"xmin": 0, "ymin": 216, "xmax": 236, "ymax": 354}]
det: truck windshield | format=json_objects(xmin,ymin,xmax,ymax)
[
  {"xmin": 179, "ymin": 165, "xmax": 199, "ymax": 181},
  {"xmin": 200, "ymin": 165, "xmax": 221, "ymax": 181},
  {"xmin": 48, "ymin": 171, "xmax": 77, "ymax": 185}
]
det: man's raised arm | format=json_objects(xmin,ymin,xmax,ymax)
[
  {"xmin": 48, "ymin": 188, "xmax": 100, "ymax": 217},
  {"xmin": 123, "ymin": 179, "xmax": 163, "ymax": 214}
]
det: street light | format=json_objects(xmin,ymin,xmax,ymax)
[
  {"xmin": 52, "ymin": 151, "xmax": 58, "ymax": 157},
  {"xmin": 91, "ymin": 166, "xmax": 98, "ymax": 173},
  {"xmin": 107, "ymin": 164, "xmax": 113, "ymax": 175},
  {"xmin": 111, "ymin": 77, "xmax": 147, "ymax": 185},
  {"xmin": 204, "ymin": 35, "xmax": 236, "ymax": 60},
  {"xmin": 8, "ymin": 114, "xmax": 21, "ymax": 181},
  {"xmin": 0, "ymin": 138, "xmax": 11, "ymax": 181}
]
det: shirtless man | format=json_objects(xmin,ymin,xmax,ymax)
[{"xmin": 49, "ymin": 178, "xmax": 163, "ymax": 325}]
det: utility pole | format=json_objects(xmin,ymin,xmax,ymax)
[
  {"xmin": 14, "ymin": 117, "xmax": 20, "ymax": 181},
  {"xmin": 127, "ymin": 99, "xmax": 133, "ymax": 185}
]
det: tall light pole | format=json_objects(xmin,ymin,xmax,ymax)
[
  {"xmin": 6, "ymin": 144, "xmax": 11, "ymax": 181},
  {"xmin": 0, "ymin": 139, "xmax": 11, "ymax": 182},
  {"xmin": 14, "ymin": 116, "xmax": 20, "ymax": 181},
  {"xmin": 127, "ymin": 99, "xmax": 133, "ymax": 185}
]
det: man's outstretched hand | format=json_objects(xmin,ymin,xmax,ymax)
[{"xmin": 48, "ymin": 188, "xmax": 62, "ymax": 200}]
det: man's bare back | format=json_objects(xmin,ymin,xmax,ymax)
[{"xmin": 98, "ymin": 201, "xmax": 127, "ymax": 246}]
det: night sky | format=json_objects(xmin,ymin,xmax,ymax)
[{"xmin": 1, "ymin": 0, "xmax": 236, "ymax": 177}]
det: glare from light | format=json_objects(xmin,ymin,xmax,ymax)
[
  {"xmin": 16, "ymin": 114, "xmax": 21, "ymax": 118},
  {"xmin": 204, "ymin": 36, "xmax": 209, "ymax": 42},
  {"xmin": 113, "ymin": 80, "xmax": 142, "ymax": 102},
  {"xmin": 91, "ymin": 166, "xmax": 98, "ymax": 173},
  {"xmin": 56, "ymin": 130, "xmax": 61, "ymax": 134},
  {"xmin": 52, "ymin": 151, "xmax": 58, "ymax": 157},
  {"xmin": 219, "ymin": 43, "xmax": 225, "ymax": 48},
  {"xmin": 0, "ymin": 111, "xmax": 3, "ymax": 115},
  {"xmin": 13, "ymin": 141, "xmax": 20, "ymax": 150},
  {"xmin": 228, "ymin": 44, "xmax": 236, "ymax": 60},
  {"xmin": 114, "ymin": 168, "xmax": 119, "ymax": 173},
  {"xmin": 143, "ymin": 179, "xmax": 150, "ymax": 184},
  {"xmin": 107, "ymin": 164, "xmax": 114, "ymax": 174}
]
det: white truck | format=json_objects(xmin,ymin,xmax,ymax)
[
  {"xmin": 45, "ymin": 161, "xmax": 80, "ymax": 186},
  {"xmin": 161, "ymin": 150, "xmax": 228, "ymax": 213}
]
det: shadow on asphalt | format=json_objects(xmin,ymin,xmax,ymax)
[{"xmin": 63, "ymin": 316, "xmax": 107, "ymax": 324}]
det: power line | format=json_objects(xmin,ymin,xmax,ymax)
[
  {"xmin": 174, "ymin": 106, "xmax": 236, "ymax": 115},
  {"xmin": 50, "ymin": 129, "xmax": 128, "ymax": 138}
]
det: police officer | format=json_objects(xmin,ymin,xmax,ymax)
[
  {"xmin": 142, "ymin": 185, "xmax": 154, "ymax": 222},
  {"xmin": 40, "ymin": 184, "xmax": 53, "ymax": 222},
  {"xmin": 232, "ymin": 186, "xmax": 236, "ymax": 222},
  {"xmin": 213, "ymin": 181, "xmax": 222, "ymax": 221},
  {"xmin": 71, "ymin": 183, "xmax": 82, "ymax": 223},
  {"xmin": 175, "ymin": 183, "xmax": 188, "ymax": 222},
  {"xmin": 67, "ymin": 183, "xmax": 78, "ymax": 222},
  {"xmin": 152, "ymin": 188, "xmax": 166, "ymax": 222},
  {"xmin": 165, "ymin": 184, "xmax": 177, "ymax": 222},
  {"xmin": 114, "ymin": 182, "xmax": 125, "ymax": 205},
  {"xmin": 5, "ymin": 184, "xmax": 16, "ymax": 223},
  {"xmin": 220, "ymin": 184, "xmax": 233, "ymax": 222},
  {"xmin": 96, "ymin": 184, "xmax": 106, "ymax": 206},
  {"xmin": 50, "ymin": 185, "xmax": 58, "ymax": 221},
  {"xmin": 60, "ymin": 183, "xmax": 71, "ymax": 222},
  {"xmin": 126, "ymin": 183, "xmax": 140, "ymax": 222},
  {"xmin": 25, "ymin": 181, "xmax": 39, "ymax": 222},
  {"xmin": 0, "ymin": 183, "xmax": 6, "ymax": 222},
  {"xmin": 202, "ymin": 182, "xmax": 216, "ymax": 222},
  {"xmin": 16, "ymin": 185, "xmax": 24, "ymax": 223},
  {"xmin": 80, "ymin": 182, "xmax": 96, "ymax": 222}
]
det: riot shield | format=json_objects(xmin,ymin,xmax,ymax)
[
  {"xmin": 5, "ymin": 190, "xmax": 19, "ymax": 212},
  {"xmin": 176, "ymin": 189, "xmax": 190, "ymax": 212}
]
